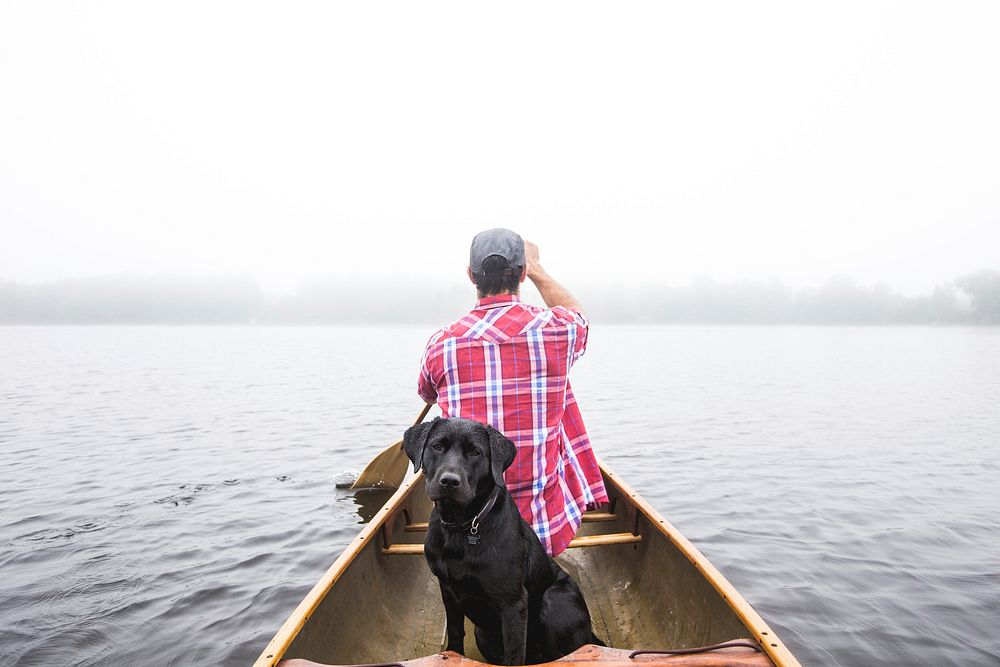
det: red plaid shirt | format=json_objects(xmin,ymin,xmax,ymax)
[{"xmin": 417, "ymin": 294, "xmax": 608, "ymax": 555}]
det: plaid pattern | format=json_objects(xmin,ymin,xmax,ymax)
[{"xmin": 418, "ymin": 294, "xmax": 608, "ymax": 555}]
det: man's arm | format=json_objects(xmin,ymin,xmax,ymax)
[
  {"xmin": 524, "ymin": 241, "xmax": 586, "ymax": 316},
  {"xmin": 417, "ymin": 340, "xmax": 439, "ymax": 403},
  {"xmin": 418, "ymin": 369, "xmax": 437, "ymax": 404}
]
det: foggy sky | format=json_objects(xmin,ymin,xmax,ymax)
[{"xmin": 1, "ymin": 2, "xmax": 998, "ymax": 296}]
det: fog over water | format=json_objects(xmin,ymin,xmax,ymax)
[{"xmin": 2, "ymin": 270, "xmax": 1000, "ymax": 325}]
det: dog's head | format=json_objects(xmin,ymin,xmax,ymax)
[{"xmin": 403, "ymin": 417, "xmax": 517, "ymax": 505}]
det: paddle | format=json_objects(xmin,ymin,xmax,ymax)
[{"xmin": 349, "ymin": 402, "xmax": 434, "ymax": 490}]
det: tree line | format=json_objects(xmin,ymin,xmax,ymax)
[{"xmin": 1, "ymin": 270, "xmax": 999, "ymax": 325}]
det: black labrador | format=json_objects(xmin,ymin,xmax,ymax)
[{"xmin": 403, "ymin": 417, "xmax": 597, "ymax": 666}]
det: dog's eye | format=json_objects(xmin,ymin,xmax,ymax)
[
  {"xmin": 466, "ymin": 449, "xmax": 481, "ymax": 457},
  {"xmin": 431, "ymin": 443, "xmax": 444, "ymax": 452}
]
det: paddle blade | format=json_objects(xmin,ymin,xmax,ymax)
[{"xmin": 350, "ymin": 439, "xmax": 408, "ymax": 490}]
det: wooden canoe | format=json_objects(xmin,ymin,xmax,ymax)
[{"xmin": 254, "ymin": 459, "xmax": 801, "ymax": 667}]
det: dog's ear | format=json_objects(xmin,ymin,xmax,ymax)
[
  {"xmin": 486, "ymin": 426, "xmax": 517, "ymax": 487},
  {"xmin": 403, "ymin": 417, "xmax": 440, "ymax": 472}
]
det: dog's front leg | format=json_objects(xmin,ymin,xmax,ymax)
[
  {"xmin": 499, "ymin": 588, "xmax": 528, "ymax": 666},
  {"xmin": 440, "ymin": 584, "xmax": 465, "ymax": 654}
]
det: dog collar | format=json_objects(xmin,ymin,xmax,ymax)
[{"xmin": 438, "ymin": 486, "xmax": 500, "ymax": 542}]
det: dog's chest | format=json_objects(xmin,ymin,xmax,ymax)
[
  {"xmin": 442, "ymin": 558, "xmax": 479, "ymax": 587},
  {"xmin": 431, "ymin": 553, "xmax": 492, "ymax": 597}
]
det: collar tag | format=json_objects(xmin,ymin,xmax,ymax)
[{"xmin": 467, "ymin": 512, "xmax": 482, "ymax": 545}]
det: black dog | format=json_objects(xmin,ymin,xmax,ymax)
[{"xmin": 403, "ymin": 417, "xmax": 596, "ymax": 666}]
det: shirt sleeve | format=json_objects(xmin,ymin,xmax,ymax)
[
  {"xmin": 417, "ymin": 335, "xmax": 441, "ymax": 403},
  {"xmin": 550, "ymin": 306, "xmax": 589, "ymax": 366}
]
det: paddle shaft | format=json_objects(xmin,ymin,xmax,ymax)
[{"xmin": 413, "ymin": 401, "xmax": 433, "ymax": 428}]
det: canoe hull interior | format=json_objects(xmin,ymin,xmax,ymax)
[{"xmin": 259, "ymin": 464, "xmax": 798, "ymax": 667}]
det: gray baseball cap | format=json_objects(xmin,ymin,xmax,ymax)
[{"xmin": 469, "ymin": 228, "xmax": 525, "ymax": 276}]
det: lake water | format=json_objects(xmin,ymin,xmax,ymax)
[{"xmin": 1, "ymin": 325, "xmax": 998, "ymax": 666}]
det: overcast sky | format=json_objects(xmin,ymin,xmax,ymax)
[{"xmin": 1, "ymin": 1, "xmax": 997, "ymax": 296}]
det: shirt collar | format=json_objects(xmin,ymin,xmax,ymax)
[{"xmin": 475, "ymin": 294, "xmax": 521, "ymax": 310}]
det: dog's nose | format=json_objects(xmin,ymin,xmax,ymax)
[{"xmin": 439, "ymin": 472, "xmax": 461, "ymax": 488}]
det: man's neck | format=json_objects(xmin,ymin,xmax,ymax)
[{"xmin": 476, "ymin": 289, "xmax": 519, "ymax": 300}]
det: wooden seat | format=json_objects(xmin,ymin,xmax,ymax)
[
  {"xmin": 403, "ymin": 511, "xmax": 617, "ymax": 533},
  {"xmin": 382, "ymin": 532, "xmax": 641, "ymax": 555}
]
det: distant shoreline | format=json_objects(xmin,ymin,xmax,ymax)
[{"xmin": 2, "ymin": 270, "xmax": 999, "ymax": 325}]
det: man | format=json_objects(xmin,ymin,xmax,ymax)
[{"xmin": 417, "ymin": 228, "xmax": 608, "ymax": 556}]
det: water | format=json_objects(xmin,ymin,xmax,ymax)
[{"xmin": 1, "ymin": 325, "xmax": 998, "ymax": 666}]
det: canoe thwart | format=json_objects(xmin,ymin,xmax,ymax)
[
  {"xmin": 383, "ymin": 532, "xmax": 641, "ymax": 556},
  {"xmin": 567, "ymin": 533, "xmax": 642, "ymax": 547},
  {"xmin": 404, "ymin": 511, "xmax": 618, "ymax": 533},
  {"xmin": 382, "ymin": 543, "xmax": 425, "ymax": 556}
]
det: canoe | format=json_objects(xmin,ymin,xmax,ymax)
[{"xmin": 254, "ymin": 459, "xmax": 801, "ymax": 667}]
